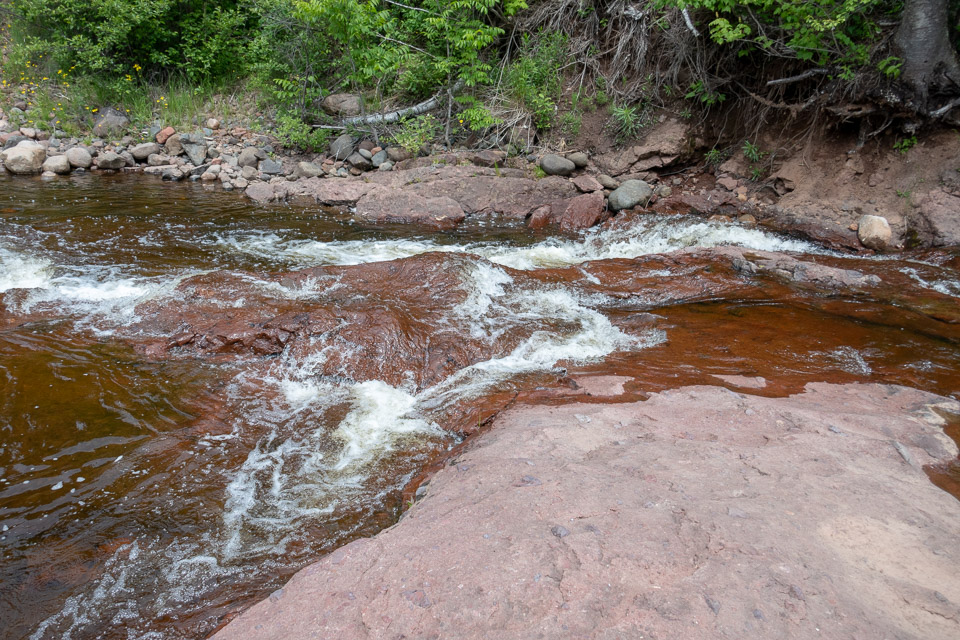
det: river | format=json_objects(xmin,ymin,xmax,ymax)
[{"xmin": 1, "ymin": 173, "xmax": 958, "ymax": 639}]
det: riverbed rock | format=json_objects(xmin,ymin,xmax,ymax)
[
  {"xmin": 355, "ymin": 187, "xmax": 465, "ymax": 230},
  {"xmin": 540, "ymin": 153, "xmax": 576, "ymax": 176},
  {"xmin": 179, "ymin": 133, "xmax": 208, "ymax": 167},
  {"xmin": 237, "ymin": 147, "xmax": 263, "ymax": 168},
  {"xmin": 165, "ymin": 134, "xmax": 183, "ymax": 157},
  {"xmin": 156, "ymin": 126, "xmax": 176, "ymax": 144},
  {"xmin": 321, "ymin": 93, "xmax": 362, "ymax": 117},
  {"xmin": 566, "ymin": 151, "xmax": 589, "ymax": 168},
  {"xmin": 608, "ymin": 179, "xmax": 653, "ymax": 210},
  {"xmin": 386, "ymin": 147, "xmax": 413, "ymax": 163},
  {"xmin": 131, "ymin": 142, "xmax": 161, "ymax": 161},
  {"xmin": 346, "ymin": 151, "xmax": 372, "ymax": 171},
  {"xmin": 246, "ymin": 182, "xmax": 278, "ymax": 204},
  {"xmin": 213, "ymin": 383, "xmax": 960, "ymax": 640},
  {"xmin": 293, "ymin": 161, "xmax": 322, "ymax": 178},
  {"xmin": 96, "ymin": 151, "xmax": 126, "ymax": 170},
  {"xmin": 559, "ymin": 191, "xmax": 607, "ymax": 232},
  {"xmin": 571, "ymin": 174, "xmax": 603, "ymax": 193},
  {"xmin": 2, "ymin": 134, "xmax": 28, "ymax": 151},
  {"xmin": 329, "ymin": 134, "xmax": 355, "ymax": 161},
  {"xmin": 259, "ymin": 158, "xmax": 283, "ymax": 175},
  {"xmin": 914, "ymin": 189, "xmax": 960, "ymax": 247},
  {"xmin": 371, "ymin": 149, "xmax": 389, "ymax": 168},
  {"xmin": 42, "ymin": 154, "xmax": 71, "ymax": 175},
  {"xmin": 91, "ymin": 108, "xmax": 129, "ymax": 138},
  {"xmin": 1, "ymin": 140, "xmax": 46, "ymax": 174},
  {"xmin": 65, "ymin": 147, "xmax": 93, "ymax": 169},
  {"xmin": 857, "ymin": 214, "xmax": 892, "ymax": 250}
]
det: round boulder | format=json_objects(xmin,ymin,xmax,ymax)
[
  {"xmin": 608, "ymin": 179, "xmax": 653, "ymax": 211},
  {"xmin": 329, "ymin": 134, "xmax": 355, "ymax": 161},
  {"xmin": 131, "ymin": 142, "xmax": 161, "ymax": 161},
  {"xmin": 65, "ymin": 147, "xmax": 93, "ymax": 169},
  {"xmin": 857, "ymin": 214, "xmax": 892, "ymax": 251},
  {"xmin": 566, "ymin": 151, "xmax": 589, "ymax": 169},
  {"xmin": 42, "ymin": 155, "xmax": 72, "ymax": 175},
  {"xmin": 540, "ymin": 154, "xmax": 576, "ymax": 176},
  {"xmin": 97, "ymin": 151, "xmax": 126, "ymax": 170},
  {"xmin": 2, "ymin": 140, "xmax": 46, "ymax": 174}
]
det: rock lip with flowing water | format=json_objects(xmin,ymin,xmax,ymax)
[{"xmin": 213, "ymin": 383, "xmax": 960, "ymax": 640}]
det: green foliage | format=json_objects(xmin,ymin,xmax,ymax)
[
  {"xmin": 608, "ymin": 103, "xmax": 648, "ymax": 141},
  {"xmin": 6, "ymin": 0, "xmax": 254, "ymax": 82},
  {"xmin": 274, "ymin": 112, "xmax": 333, "ymax": 151},
  {"xmin": 559, "ymin": 111, "xmax": 582, "ymax": 138},
  {"xmin": 742, "ymin": 140, "xmax": 765, "ymax": 163},
  {"xmin": 877, "ymin": 56, "xmax": 902, "ymax": 79},
  {"xmin": 704, "ymin": 147, "xmax": 727, "ymax": 166},
  {"xmin": 503, "ymin": 32, "xmax": 569, "ymax": 129},
  {"xmin": 457, "ymin": 97, "xmax": 502, "ymax": 132},
  {"xmin": 392, "ymin": 114, "xmax": 439, "ymax": 153},
  {"xmin": 659, "ymin": 0, "xmax": 892, "ymax": 68},
  {"xmin": 685, "ymin": 80, "xmax": 726, "ymax": 106},
  {"xmin": 894, "ymin": 135, "xmax": 918, "ymax": 154}
]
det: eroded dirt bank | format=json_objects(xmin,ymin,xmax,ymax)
[{"xmin": 213, "ymin": 382, "xmax": 960, "ymax": 640}]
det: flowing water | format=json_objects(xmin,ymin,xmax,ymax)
[{"xmin": 0, "ymin": 174, "xmax": 958, "ymax": 639}]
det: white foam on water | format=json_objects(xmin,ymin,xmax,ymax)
[
  {"xmin": 900, "ymin": 266, "xmax": 960, "ymax": 298},
  {"xmin": 216, "ymin": 215, "xmax": 820, "ymax": 272},
  {"xmin": 0, "ymin": 245, "xmax": 53, "ymax": 292}
]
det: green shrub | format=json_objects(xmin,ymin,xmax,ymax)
[
  {"xmin": 392, "ymin": 114, "xmax": 440, "ymax": 153},
  {"xmin": 7, "ymin": 0, "xmax": 255, "ymax": 82},
  {"xmin": 274, "ymin": 112, "xmax": 334, "ymax": 152},
  {"xmin": 503, "ymin": 32, "xmax": 568, "ymax": 129}
]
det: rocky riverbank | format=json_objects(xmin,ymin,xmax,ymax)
[
  {"xmin": 212, "ymin": 381, "xmax": 960, "ymax": 640},
  {"xmin": 3, "ymin": 107, "xmax": 958, "ymax": 251}
]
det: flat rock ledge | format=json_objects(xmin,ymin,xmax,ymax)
[{"xmin": 214, "ymin": 383, "xmax": 960, "ymax": 640}]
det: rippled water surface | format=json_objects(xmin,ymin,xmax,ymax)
[{"xmin": 1, "ymin": 174, "xmax": 958, "ymax": 639}]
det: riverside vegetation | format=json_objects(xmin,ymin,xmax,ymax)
[
  {"xmin": 1, "ymin": 0, "xmax": 958, "ymax": 153},
  {"xmin": 1, "ymin": 1, "xmax": 960, "ymax": 249}
]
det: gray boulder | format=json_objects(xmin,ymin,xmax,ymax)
[
  {"xmin": 294, "ymin": 161, "xmax": 322, "ymax": 178},
  {"xmin": 857, "ymin": 214, "xmax": 892, "ymax": 251},
  {"xmin": 2, "ymin": 141, "xmax": 46, "ymax": 174},
  {"xmin": 321, "ymin": 93, "xmax": 362, "ymax": 117},
  {"xmin": 608, "ymin": 179, "xmax": 653, "ymax": 211},
  {"xmin": 179, "ymin": 133, "xmax": 207, "ymax": 166},
  {"xmin": 3, "ymin": 135, "xmax": 28, "ymax": 151},
  {"xmin": 97, "ymin": 151, "xmax": 126, "ymax": 170},
  {"xmin": 42, "ymin": 155, "xmax": 72, "ymax": 175},
  {"xmin": 371, "ymin": 150, "xmax": 389, "ymax": 167},
  {"xmin": 165, "ymin": 134, "xmax": 183, "ymax": 157},
  {"xmin": 329, "ymin": 134, "xmax": 355, "ymax": 160},
  {"xmin": 92, "ymin": 108, "xmax": 129, "ymax": 138},
  {"xmin": 131, "ymin": 142, "xmax": 161, "ymax": 161},
  {"xmin": 65, "ymin": 147, "xmax": 93, "ymax": 168},
  {"xmin": 259, "ymin": 158, "xmax": 283, "ymax": 175},
  {"xmin": 566, "ymin": 152, "xmax": 589, "ymax": 168},
  {"xmin": 541, "ymin": 154, "xmax": 576, "ymax": 176},
  {"xmin": 346, "ymin": 152, "xmax": 372, "ymax": 171},
  {"xmin": 238, "ymin": 147, "xmax": 263, "ymax": 168}
]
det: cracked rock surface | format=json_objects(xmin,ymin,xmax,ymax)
[{"xmin": 214, "ymin": 382, "xmax": 960, "ymax": 640}]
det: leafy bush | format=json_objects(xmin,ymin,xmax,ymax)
[
  {"xmin": 7, "ymin": 0, "xmax": 255, "ymax": 82},
  {"xmin": 392, "ymin": 114, "xmax": 440, "ymax": 153},
  {"xmin": 274, "ymin": 112, "xmax": 334, "ymax": 152},
  {"xmin": 503, "ymin": 32, "xmax": 568, "ymax": 129},
  {"xmin": 608, "ymin": 104, "xmax": 647, "ymax": 142}
]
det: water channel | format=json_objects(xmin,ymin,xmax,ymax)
[{"xmin": 1, "ymin": 174, "xmax": 958, "ymax": 639}]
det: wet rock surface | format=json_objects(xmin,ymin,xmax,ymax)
[{"xmin": 214, "ymin": 383, "xmax": 960, "ymax": 640}]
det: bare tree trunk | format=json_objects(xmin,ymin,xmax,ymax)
[{"xmin": 894, "ymin": 0, "xmax": 960, "ymax": 114}]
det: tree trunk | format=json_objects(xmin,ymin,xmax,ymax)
[{"xmin": 894, "ymin": 0, "xmax": 960, "ymax": 114}]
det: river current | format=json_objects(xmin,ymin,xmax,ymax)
[{"xmin": 1, "ymin": 174, "xmax": 958, "ymax": 639}]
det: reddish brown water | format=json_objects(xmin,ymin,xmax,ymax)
[{"xmin": 1, "ymin": 174, "xmax": 958, "ymax": 639}]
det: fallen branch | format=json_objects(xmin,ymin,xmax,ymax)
[
  {"xmin": 766, "ymin": 68, "xmax": 831, "ymax": 86},
  {"xmin": 341, "ymin": 80, "xmax": 465, "ymax": 126}
]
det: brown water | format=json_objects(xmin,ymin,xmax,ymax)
[{"xmin": 0, "ymin": 174, "xmax": 958, "ymax": 639}]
